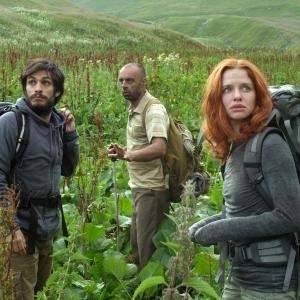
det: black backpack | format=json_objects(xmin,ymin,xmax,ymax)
[
  {"xmin": 243, "ymin": 85, "xmax": 300, "ymax": 294},
  {"xmin": 0, "ymin": 102, "xmax": 29, "ymax": 165}
]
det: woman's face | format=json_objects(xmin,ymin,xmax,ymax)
[{"xmin": 222, "ymin": 67, "xmax": 256, "ymax": 132}]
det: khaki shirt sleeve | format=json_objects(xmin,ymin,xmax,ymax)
[{"xmin": 145, "ymin": 104, "xmax": 169, "ymax": 143}]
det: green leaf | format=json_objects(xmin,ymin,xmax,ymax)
[
  {"xmin": 182, "ymin": 277, "xmax": 220, "ymax": 300},
  {"xmin": 151, "ymin": 247, "xmax": 172, "ymax": 267},
  {"xmin": 84, "ymin": 223, "xmax": 105, "ymax": 241},
  {"xmin": 70, "ymin": 253, "xmax": 91, "ymax": 263},
  {"xmin": 153, "ymin": 229, "xmax": 174, "ymax": 249},
  {"xmin": 132, "ymin": 276, "xmax": 167, "ymax": 300},
  {"xmin": 138, "ymin": 261, "xmax": 165, "ymax": 298},
  {"xmin": 125, "ymin": 263, "xmax": 138, "ymax": 278},
  {"xmin": 152, "ymin": 218, "xmax": 176, "ymax": 248},
  {"xmin": 59, "ymin": 288, "xmax": 85, "ymax": 300},
  {"xmin": 159, "ymin": 216, "xmax": 177, "ymax": 232},
  {"xmin": 160, "ymin": 241, "xmax": 181, "ymax": 253},
  {"xmin": 192, "ymin": 252, "xmax": 219, "ymax": 277},
  {"xmin": 119, "ymin": 215, "xmax": 131, "ymax": 227},
  {"xmin": 103, "ymin": 254, "xmax": 128, "ymax": 279},
  {"xmin": 119, "ymin": 195, "xmax": 132, "ymax": 216},
  {"xmin": 51, "ymin": 248, "xmax": 67, "ymax": 258},
  {"xmin": 53, "ymin": 237, "xmax": 68, "ymax": 251},
  {"xmin": 138, "ymin": 261, "xmax": 164, "ymax": 282},
  {"xmin": 166, "ymin": 213, "xmax": 179, "ymax": 227},
  {"xmin": 72, "ymin": 279, "xmax": 105, "ymax": 293},
  {"xmin": 72, "ymin": 279, "xmax": 92, "ymax": 289}
]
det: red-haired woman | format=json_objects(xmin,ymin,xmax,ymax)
[{"xmin": 189, "ymin": 58, "xmax": 300, "ymax": 299}]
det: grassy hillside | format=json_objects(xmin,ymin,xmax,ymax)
[
  {"xmin": 0, "ymin": 0, "xmax": 77, "ymax": 10},
  {"xmin": 0, "ymin": 0, "xmax": 205, "ymax": 56},
  {"xmin": 72, "ymin": 0, "xmax": 300, "ymax": 50}
]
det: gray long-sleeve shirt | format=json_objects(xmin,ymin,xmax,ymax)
[
  {"xmin": 0, "ymin": 98, "xmax": 80, "ymax": 240},
  {"xmin": 196, "ymin": 133, "xmax": 300, "ymax": 291}
]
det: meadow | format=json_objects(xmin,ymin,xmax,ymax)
[
  {"xmin": 0, "ymin": 46, "xmax": 299, "ymax": 300},
  {"xmin": 0, "ymin": 5, "xmax": 300, "ymax": 299}
]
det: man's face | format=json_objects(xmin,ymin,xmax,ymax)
[
  {"xmin": 25, "ymin": 70, "xmax": 59, "ymax": 115},
  {"xmin": 118, "ymin": 66, "xmax": 146, "ymax": 103}
]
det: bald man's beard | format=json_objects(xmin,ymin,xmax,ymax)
[{"xmin": 122, "ymin": 89, "xmax": 143, "ymax": 102}]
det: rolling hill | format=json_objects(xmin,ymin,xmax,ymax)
[
  {"xmin": 71, "ymin": 0, "xmax": 300, "ymax": 51},
  {"xmin": 0, "ymin": 0, "xmax": 205, "ymax": 55}
]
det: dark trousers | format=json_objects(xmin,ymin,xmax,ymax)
[{"xmin": 131, "ymin": 188, "xmax": 170, "ymax": 270}]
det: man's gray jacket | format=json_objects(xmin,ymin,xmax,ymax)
[{"xmin": 0, "ymin": 98, "xmax": 80, "ymax": 240}]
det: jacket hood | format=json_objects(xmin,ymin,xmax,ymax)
[{"xmin": 16, "ymin": 97, "xmax": 65, "ymax": 127}]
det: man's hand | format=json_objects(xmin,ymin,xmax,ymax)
[
  {"xmin": 59, "ymin": 108, "xmax": 76, "ymax": 132},
  {"xmin": 108, "ymin": 144, "xmax": 126, "ymax": 160},
  {"xmin": 7, "ymin": 229, "xmax": 27, "ymax": 254}
]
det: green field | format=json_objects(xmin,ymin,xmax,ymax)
[
  {"xmin": 0, "ymin": 0, "xmax": 205, "ymax": 56},
  {"xmin": 1, "ymin": 0, "xmax": 300, "ymax": 299},
  {"xmin": 73, "ymin": 0, "xmax": 300, "ymax": 51}
]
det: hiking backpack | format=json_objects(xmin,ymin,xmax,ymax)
[
  {"xmin": 142, "ymin": 98, "xmax": 210, "ymax": 203},
  {"xmin": 0, "ymin": 102, "xmax": 29, "ymax": 163},
  {"xmin": 243, "ymin": 84, "xmax": 300, "ymax": 294},
  {"xmin": 244, "ymin": 84, "xmax": 300, "ymax": 207}
]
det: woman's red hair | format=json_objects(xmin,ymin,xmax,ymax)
[{"xmin": 202, "ymin": 58, "xmax": 273, "ymax": 162}]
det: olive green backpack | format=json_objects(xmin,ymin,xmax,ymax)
[{"xmin": 142, "ymin": 98, "xmax": 210, "ymax": 202}]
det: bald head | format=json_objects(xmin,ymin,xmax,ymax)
[
  {"xmin": 118, "ymin": 63, "xmax": 147, "ymax": 104},
  {"xmin": 120, "ymin": 63, "xmax": 146, "ymax": 79}
]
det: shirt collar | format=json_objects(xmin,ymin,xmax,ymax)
[{"xmin": 128, "ymin": 90, "xmax": 151, "ymax": 115}]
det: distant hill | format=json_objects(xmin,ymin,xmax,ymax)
[
  {"xmin": 71, "ymin": 0, "xmax": 300, "ymax": 51},
  {"xmin": 0, "ymin": 0, "xmax": 205, "ymax": 55}
]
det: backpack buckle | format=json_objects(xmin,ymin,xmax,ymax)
[
  {"xmin": 252, "ymin": 172, "xmax": 264, "ymax": 187},
  {"xmin": 240, "ymin": 247, "xmax": 250, "ymax": 261}
]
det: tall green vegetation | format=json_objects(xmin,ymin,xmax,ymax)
[{"xmin": 1, "ymin": 48, "xmax": 300, "ymax": 299}]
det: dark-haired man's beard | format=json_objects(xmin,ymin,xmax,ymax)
[{"xmin": 25, "ymin": 94, "xmax": 56, "ymax": 116}]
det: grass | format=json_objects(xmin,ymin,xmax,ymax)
[
  {"xmin": 0, "ymin": 1, "xmax": 206, "ymax": 55},
  {"xmin": 0, "ymin": 0, "xmax": 78, "ymax": 10},
  {"xmin": 73, "ymin": 0, "xmax": 300, "ymax": 50}
]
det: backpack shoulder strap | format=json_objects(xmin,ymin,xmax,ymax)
[
  {"xmin": 141, "ymin": 97, "xmax": 161, "ymax": 128},
  {"xmin": 244, "ymin": 127, "xmax": 283, "ymax": 209},
  {"xmin": 11, "ymin": 107, "xmax": 29, "ymax": 167}
]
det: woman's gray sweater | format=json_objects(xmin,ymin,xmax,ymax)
[{"xmin": 195, "ymin": 133, "xmax": 300, "ymax": 292}]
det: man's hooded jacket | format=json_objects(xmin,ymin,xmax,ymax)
[{"xmin": 0, "ymin": 98, "xmax": 79, "ymax": 240}]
